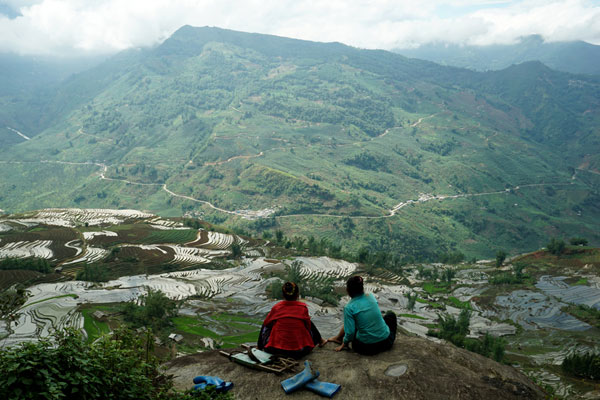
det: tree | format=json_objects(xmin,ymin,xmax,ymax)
[
  {"xmin": 570, "ymin": 237, "xmax": 588, "ymax": 246},
  {"xmin": 0, "ymin": 286, "xmax": 29, "ymax": 329},
  {"xmin": 0, "ymin": 328, "xmax": 232, "ymax": 399},
  {"xmin": 406, "ymin": 292, "xmax": 417, "ymax": 311},
  {"xmin": 275, "ymin": 230, "xmax": 284, "ymax": 244},
  {"xmin": 230, "ymin": 242, "xmax": 242, "ymax": 259},
  {"xmin": 495, "ymin": 250, "xmax": 507, "ymax": 267},
  {"xmin": 547, "ymin": 238, "xmax": 566, "ymax": 255},
  {"xmin": 76, "ymin": 264, "xmax": 109, "ymax": 282},
  {"xmin": 123, "ymin": 289, "xmax": 180, "ymax": 331}
]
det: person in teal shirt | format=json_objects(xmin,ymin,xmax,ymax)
[{"xmin": 327, "ymin": 276, "xmax": 397, "ymax": 355}]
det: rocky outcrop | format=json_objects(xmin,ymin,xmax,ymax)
[{"xmin": 166, "ymin": 334, "xmax": 545, "ymax": 399}]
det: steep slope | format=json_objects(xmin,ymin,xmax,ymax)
[{"xmin": 0, "ymin": 26, "xmax": 599, "ymax": 259}]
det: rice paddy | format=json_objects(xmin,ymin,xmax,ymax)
[{"xmin": 1, "ymin": 208, "xmax": 600, "ymax": 396}]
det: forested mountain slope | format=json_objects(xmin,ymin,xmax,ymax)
[{"xmin": 0, "ymin": 26, "xmax": 599, "ymax": 260}]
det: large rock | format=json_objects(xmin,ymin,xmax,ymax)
[{"xmin": 165, "ymin": 334, "xmax": 544, "ymax": 399}]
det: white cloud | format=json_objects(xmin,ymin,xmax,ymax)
[{"xmin": 0, "ymin": 0, "xmax": 598, "ymax": 56}]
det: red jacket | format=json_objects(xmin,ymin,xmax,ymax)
[{"xmin": 262, "ymin": 300, "xmax": 314, "ymax": 351}]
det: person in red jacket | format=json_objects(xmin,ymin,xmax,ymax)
[{"xmin": 257, "ymin": 281, "xmax": 326, "ymax": 359}]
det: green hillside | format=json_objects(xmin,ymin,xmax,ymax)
[{"xmin": 0, "ymin": 26, "xmax": 599, "ymax": 260}]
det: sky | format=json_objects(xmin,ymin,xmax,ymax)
[{"xmin": 0, "ymin": 0, "xmax": 599, "ymax": 56}]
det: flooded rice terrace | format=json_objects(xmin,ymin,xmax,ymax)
[{"xmin": 1, "ymin": 209, "xmax": 599, "ymax": 396}]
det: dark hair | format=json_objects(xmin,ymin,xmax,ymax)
[
  {"xmin": 282, "ymin": 281, "xmax": 299, "ymax": 301},
  {"xmin": 346, "ymin": 276, "xmax": 364, "ymax": 298}
]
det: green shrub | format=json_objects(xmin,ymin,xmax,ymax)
[
  {"xmin": 0, "ymin": 257, "xmax": 51, "ymax": 273},
  {"xmin": 569, "ymin": 237, "xmax": 589, "ymax": 246},
  {"xmin": 0, "ymin": 328, "xmax": 165, "ymax": 399},
  {"xmin": 428, "ymin": 309, "xmax": 505, "ymax": 362},
  {"xmin": 76, "ymin": 264, "xmax": 109, "ymax": 282},
  {"xmin": 123, "ymin": 289, "xmax": 180, "ymax": 331},
  {"xmin": 546, "ymin": 238, "xmax": 566, "ymax": 255},
  {"xmin": 562, "ymin": 352, "xmax": 600, "ymax": 380}
]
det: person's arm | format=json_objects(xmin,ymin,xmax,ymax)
[{"xmin": 342, "ymin": 306, "xmax": 356, "ymax": 345}]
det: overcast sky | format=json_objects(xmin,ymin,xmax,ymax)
[{"xmin": 0, "ymin": 0, "xmax": 599, "ymax": 56}]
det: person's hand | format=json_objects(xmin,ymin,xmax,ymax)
[{"xmin": 335, "ymin": 343, "xmax": 346, "ymax": 352}]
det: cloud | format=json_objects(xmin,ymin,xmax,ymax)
[{"xmin": 0, "ymin": 0, "xmax": 598, "ymax": 56}]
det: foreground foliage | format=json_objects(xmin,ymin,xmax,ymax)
[{"xmin": 0, "ymin": 327, "xmax": 232, "ymax": 400}]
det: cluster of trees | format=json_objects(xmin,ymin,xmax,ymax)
[
  {"xmin": 0, "ymin": 257, "xmax": 51, "ymax": 273},
  {"xmin": 437, "ymin": 251, "xmax": 465, "ymax": 265},
  {"xmin": 546, "ymin": 238, "xmax": 566, "ymax": 255},
  {"xmin": 428, "ymin": 309, "xmax": 505, "ymax": 362},
  {"xmin": 344, "ymin": 151, "xmax": 389, "ymax": 172},
  {"xmin": 416, "ymin": 266, "xmax": 455, "ymax": 284},
  {"xmin": 122, "ymin": 289, "xmax": 180, "ymax": 332},
  {"xmin": 489, "ymin": 263, "xmax": 528, "ymax": 285},
  {"xmin": 76, "ymin": 264, "xmax": 109, "ymax": 282},
  {"xmin": 562, "ymin": 352, "xmax": 600, "ymax": 380},
  {"xmin": 0, "ymin": 286, "xmax": 28, "ymax": 327},
  {"xmin": 0, "ymin": 327, "xmax": 231, "ymax": 399}
]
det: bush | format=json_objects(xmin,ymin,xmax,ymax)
[
  {"xmin": 427, "ymin": 309, "xmax": 505, "ymax": 363},
  {"xmin": 495, "ymin": 250, "xmax": 507, "ymax": 267},
  {"xmin": 0, "ymin": 257, "xmax": 51, "ymax": 273},
  {"xmin": 0, "ymin": 328, "xmax": 166, "ymax": 399},
  {"xmin": 76, "ymin": 264, "xmax": 109, "ymax": 282},
  {"xmin": 562, "ymin": 352, "xmax": 600, "ymax": 380},
  {"xmin": 123, "ymin": 289, "xmax": 180, "ymax": 331},
  {"xmin": 570, "ymin": 237, "xmax": 588, "ymax": 246},
  {"xmin": 546, "ymin": 238, "xmax": 566, "ymax": 255}
]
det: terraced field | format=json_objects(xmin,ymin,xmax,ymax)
[{"xmin": 1, "ymin": 209, "xmax": 600, "ymax": 397}]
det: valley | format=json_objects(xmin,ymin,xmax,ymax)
[
  {"xmin": 0, "ymin": 27, "xmax": 599, "ymax": 261},
  {"xmin": 1, "ymin": 209, "xmax": 600, "ymax": 397}
]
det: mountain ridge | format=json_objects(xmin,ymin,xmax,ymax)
[{"xmin": 0, "ymin": 25, "xmax": 599, "ymax": 259}]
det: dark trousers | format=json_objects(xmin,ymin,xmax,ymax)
[
  {"xmin": 352, "ymin": 311, "xmax": 397, "ymax": 356},
  {"xmin": 258, "ymin": 321, "xmax": 323, "ymax": 359}
]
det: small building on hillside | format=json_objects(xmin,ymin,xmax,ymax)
[
  {"xmin": 92, "ymin": 310, "xmax": 107, "ymax": 321},
  {"xmin": 168, "ymin": 333, "xmax": 184, "ymax": 343}
]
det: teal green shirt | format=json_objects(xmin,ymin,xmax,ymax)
[{"xmin": 343, "ymin": 293, "xmax": 390, "ymax": 344}]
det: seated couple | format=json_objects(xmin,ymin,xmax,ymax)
[{"xmin": 257, "ymin": 276, "xmax": 396, "ymax": 358}]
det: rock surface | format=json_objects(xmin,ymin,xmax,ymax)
[{"xmin": 165, "ymin": 334, "xmax": 545, "ymax": 399}]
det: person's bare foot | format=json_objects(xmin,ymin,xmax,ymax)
[
  {"xmin": 318, "ymin": 338, "xmax": 328, "ymax": 347},
  {"xmin": 327, "ymin": 336, "xmax": 343, "ymax": 344}
]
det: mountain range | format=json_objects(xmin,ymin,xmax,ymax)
[
  {"xmin": 394, "ymin": 35, "xmax": 600, "ymax": 75},
  {"xmin": 0, "ymin": 26, "xmax": 599, "ymax": 260}
]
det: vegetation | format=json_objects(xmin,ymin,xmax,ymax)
[
  {"xmin": 1, "ymin": 26, "xmax": 599, "ymax": 262},
  {"xmin": 495, "ymin": 250, "xmax": 507, "ymax": 267},
  {"xmin": 0, "ymin": 286, "xmax": 28, "ymax": 327},
  {"xmin": 0, "ymin": 327, "xmax": 235, "ymax": 400},
  {"xmin": 428, "ymin": 309, "xmax": 505, "ymax": 362},
  {"xmin": 122, "ymin": 289, "xmax": 180, "ymax": 332},
  {"xmin": 489, "ymin": 263, "xmax": 529, "ymax": 285},
  {"xmin": 562, "ymin": 304, "xmax": 600, "ymax": 328},
  {"xmin": 76, "ymin": 264, "xmax": 109, "ymax": 282},
  {"xmin": 570, "ymin": 237, "xmax": 589, "ymax": 246},
  {"xmin": 562, "ymin": 352, "xmax": 600, "ymax": 381},
  {"xmin": 0, "ymin": 257, "xmax": 51, "ymax": 273},
  {"xmin": 546, "ymin": 238, "xmax": 566, "ymax": 255},
  {"xmin": 267, "ymin": 260, "xmax": 341, "ymax": 305}
]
